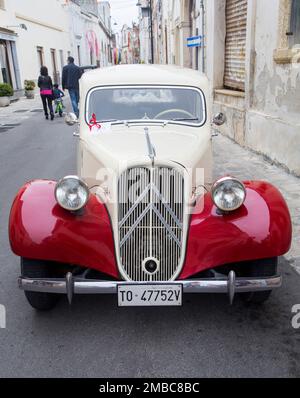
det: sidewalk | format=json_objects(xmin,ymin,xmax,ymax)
[
  {"xmin": 213, "ymin": 134, "xmax": 300, "ymax": 274},
  {"xmin": 0, "ymin": 93, "xmax": 73, "ymax": 132},
  {"xmin": 0, "ymin": 94, "xmax": 43, "ymax": 131}
]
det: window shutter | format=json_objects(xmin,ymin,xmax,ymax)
[{"xmin": 224, "ymin": 0, "xmax": 248, "ymax": 91}]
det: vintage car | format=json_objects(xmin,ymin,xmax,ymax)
[{"xmin": 9, "ymin": 65, "xmax": 292, "ymax": 310}]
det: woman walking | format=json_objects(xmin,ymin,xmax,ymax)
[{"xmin": 38, "ymin": 66, "xmax": 54, "ymax": 120}]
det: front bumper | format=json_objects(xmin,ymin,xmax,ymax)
[{"xmin": 18, "ymin": 271, "xmax": 282, "ymax": 305}]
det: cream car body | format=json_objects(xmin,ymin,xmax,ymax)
[{"xmin": 78, "ymin": 65, "xmax": 212, "ymax": 280}]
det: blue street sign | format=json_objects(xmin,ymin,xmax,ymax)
[{"xmin": 187, "ymin": 35, "xmax": 203, "ymax": 48}]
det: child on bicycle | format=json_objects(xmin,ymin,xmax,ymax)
[{"xmin": 53, "ymin": 84, "xmax": 65, "ymax": 117}]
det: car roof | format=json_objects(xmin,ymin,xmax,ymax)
[{"xmin": 80, "ymin": 64, "xmax": 209, "ymax": 92}]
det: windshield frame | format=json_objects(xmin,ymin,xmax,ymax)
[{"xmin": 85, "ymin": 85, "xmax": 207, "ymax": 128}]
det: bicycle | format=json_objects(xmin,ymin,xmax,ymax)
[{"xmin": 54, "ymin": 98, "xmax": 64, "ymax": 117}]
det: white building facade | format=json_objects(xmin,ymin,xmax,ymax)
[
  {"xmin": 120, "ymin": 24, "xmax": 140, "ymax": 64},
  {"xmin": 98, "ymin": 1, "xmax": 113, "ymax": 67},
  {"xmin": 0, "ymin": 0, "xmax": 70, "ymax": 96},
  {"xmin": 139, "ymin": 1, "xmax": 205, "ymax": 69},
  {"xmin": 0, "ymin": 0, "xmax": 112, "ymax": 97},
  {"xmin": 138, "ymin": 0, "xmax": 151, "ymax": 63},
  {"xmin": 60, "ymin": 0, "xmax": 113, "ymax": 69}
]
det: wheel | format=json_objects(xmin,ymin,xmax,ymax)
[
  {"xmin": 21, "ymin": 258, "xmax": 61, "ymax": 311},
  {"xmin": 239, "ymin": 257, "xmax": 278, "ymax": 304}
]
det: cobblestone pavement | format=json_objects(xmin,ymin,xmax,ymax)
[{"xmin": 213, "ymin": 134, "xmax": 300, "ymax": 274}]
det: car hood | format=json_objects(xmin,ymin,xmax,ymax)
[
  {"xmin": 81, "ymin": 123, "xmax": 210, "ymax": 172},
  {"xmin": 80, "ymin": 123, "xmax": 213, "ymax": 240}
]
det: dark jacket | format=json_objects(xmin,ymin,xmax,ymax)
[
  {"xmin": 53, "ymin": 88, "xmax": 65, "ymax": 100},
  {"xmin": 38, "ymin": 75, "xmax": 53, "ymax": 91},
  {"xmin": 62, "ymin": 63, "xmax": 82, "ymax": 91}
]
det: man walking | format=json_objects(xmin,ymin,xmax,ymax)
[{"xmin": 62, "ymin": 56, "xmax": 82, "ymax": 118}]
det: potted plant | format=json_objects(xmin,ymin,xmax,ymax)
[
  {"xmin": 0, "ymin": 83, "xmax": 13, "ymax": 107},
  {"xmin": 24, "ymin": 80, "xmax": 36, "ymax": 99}
]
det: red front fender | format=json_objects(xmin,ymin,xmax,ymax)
[
  {"xmin": 9, "ymin": 180, "xmax": 292, "ymax": 280},
  {"xmin": 180, "ymin": 181, "xmax": 292, "ymax": 279},
  {"xmin": 9, "ymin": 180, "xmax": 119, "ymax": 278}
]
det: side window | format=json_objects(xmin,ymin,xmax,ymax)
[{"xmin": 289, "ymin": 0, "xmax": 300, "ymax": 46}]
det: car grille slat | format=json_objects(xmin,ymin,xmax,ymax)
[{"xmin": 118, "ymin": 166, "xmax": 185, "ymax": 281}]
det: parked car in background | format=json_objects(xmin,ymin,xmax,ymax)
[{"xmin": 9, "ymin": 65, "xmax": 292, "ymax": 310}]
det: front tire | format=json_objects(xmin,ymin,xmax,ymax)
[
  {"xmin": 21, "ymin": 258, "xmax": 61, "ymax": 311},
  {"xmin": 239, "ymin": 257, "xmax": 278, "ymax": 304}
]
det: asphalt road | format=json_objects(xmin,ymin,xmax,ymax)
[{"xmin": 0, "ymin": 111, "xmax": 300, "ymax": 378}]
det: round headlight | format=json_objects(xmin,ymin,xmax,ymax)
[
  {"xmin": 55, "ymin": 176, "xmax": 89, "ymax": 211},
  {"xmin": 212, "ymin": 177, "xmax": 246, "ymax": 212}
]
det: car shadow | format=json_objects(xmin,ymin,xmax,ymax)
[
  {"xmin": 30, "ymin": 258, "xmax": 298, "ymax": 335},
  {"xmin": 10, "ymin": 258, "xmax": 300, "ymax": 378}
]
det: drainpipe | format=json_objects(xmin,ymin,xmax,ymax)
[
  {"xmin": 149, "ymin": 0, "xmax": 154, "ymax": 64},
  {"xmin": 200, "ymin": 0, "xmax": 205, "ymax": 73}
]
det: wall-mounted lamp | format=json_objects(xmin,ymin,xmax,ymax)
[{"xmin": 6, "ymin": 23, "xmax": 28, "ymax": 31}]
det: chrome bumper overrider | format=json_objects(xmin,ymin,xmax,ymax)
[{"xmin": 18, "ymin": 271, "xmax": 282, "ymax": 305}]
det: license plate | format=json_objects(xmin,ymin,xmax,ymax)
[{"xmin": 118, "ymin": 284, "xmax": 182, "ymax": 307}]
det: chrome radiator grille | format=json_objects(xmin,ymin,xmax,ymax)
[{"xmin": 118, "ymin": 167, "xmax": 185, "ymax": 281}]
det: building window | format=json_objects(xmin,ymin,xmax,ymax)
[
  {"xmin": 0, "ymin": 1, "xmax": 5, "ymax": 10},
  {"xmin": 51, "ymin": 49, "xmax": 58, "ymax": 84},
  {"xmin": 0, "ymin": 40, "xmax": 12, "ymax": 84},
  {"xmin": 59, "ymin": 49, "xmax": 64, "ymax": 70},
  {"xmin": 37, "ymin": 46, "xmax": 44, "ymax": 68},
  {"xmin": 289, "ymin": 0, "xmax": 300, "ymax": 45}
]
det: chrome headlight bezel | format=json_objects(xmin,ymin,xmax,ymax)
[
  {"xmin": 55, "ymin": 176, "xmax": 90, "ymax": 211},
  {"xmin": 211, "ymin": 176, "xmax": 246, "ymax": 212}
]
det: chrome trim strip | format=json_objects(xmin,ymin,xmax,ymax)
[
  {"xmin": 118, "ymin": 183, "xmax": 151, "ymax": 228},
  {"xmin": 152, "ymin": 185, "xmax": 182, "ymax": 228},
  {"xmin": 144, "ymin": 127, "xmax": 156, "ymax": 165},
  {"xmin": 151, "ymin": 204, "xmax": 181, "ymax": 248},
  {"xmin": 18, "ymin": 274, "xmax": 282, "ymax": 295},
  {"xmin": 119, "ymin": 203, "xmax": 152, "ymax": 248}
]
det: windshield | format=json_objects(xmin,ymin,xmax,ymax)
[{"xmin": 87, "ymin": 86, "xmax": 205, "ymax": 125}]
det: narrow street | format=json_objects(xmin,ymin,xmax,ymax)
[{"xmin": 0, "ymin": 105, "xmax": 299, "ymax": 378}]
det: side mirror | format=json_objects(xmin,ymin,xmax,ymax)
[
  {"xmin": 65, "ymin": 112, "xmax": 78, "ymax": 126},
  {"xmin": 213, "ymin": 112, "xmax": 226, "ymax": 126}
]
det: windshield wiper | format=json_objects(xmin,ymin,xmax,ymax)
[
  {"xmin": 100, "ymin": 120, "xmax": 142, "ymax": 125},
  {"xmin": 171, "ymin": 118, "xmax": 199, "ymax": 122},
  {"xmin": 99, "ymin": 119, "xmax": 119, "ymax": 123}
]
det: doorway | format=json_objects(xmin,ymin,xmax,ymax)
[
  {"xmin": 0, "ymin": 40, "xmax": 12, "ymax": 85},
  {"xmin": 51, "ymin": 48, "xmax": 58, "ymax": 84}
]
